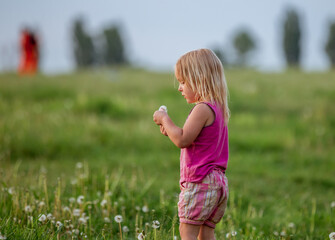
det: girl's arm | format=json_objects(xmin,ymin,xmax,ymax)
[{"xmin": 153, "ymin": 103, "xmax": 214, "ymax": 148}]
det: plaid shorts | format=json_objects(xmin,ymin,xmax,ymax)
[{"xmin": 178, "ymin": 169, "xmax": 228, "ymax": 228}]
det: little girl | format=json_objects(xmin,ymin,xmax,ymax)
[{"xmin": 153, "ymin": 49, "xmax": 230, "ymax": 240}]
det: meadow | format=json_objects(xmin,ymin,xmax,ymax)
[{"xmin": 0, "ymin": 68, "xmax": 334, "ymax": 239}]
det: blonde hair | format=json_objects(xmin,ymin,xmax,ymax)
[{"xmin": 175, "ymin": 48, "xmax": 230, "ymax": 124}]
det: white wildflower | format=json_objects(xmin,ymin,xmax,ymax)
[
  {"xmin": 0, "ymin": 233, "xmax": 7, "ymax": 240},
  {"xmin": 73, "ymin": 209, "xmax": 81, "ymax": 217},
  {"xmin": 330, "ymin": 232, "xmax": 335, "ymax": 240},
  {"xmin": 288, "ymin": 222, "xmax": 295, "ymax": 228},
  {"xmin": 122, "ymin": 226, "xmax": 129, "ymax": 232},
  {"xmin": 142, "ymin": 205, "xmax": 149, "ymax": 213},
  {"xmin": 38, "ymin": 214, "xmax": 46, "ymax": 223},
  {"xmin": 47, "ymin": 213, "xmax": 53, "ymax": 220},
  {"xmin": 39, "ymin": 201, "xmax": 45, "ymax": 208},
  {"xmin": 104, "ymin": 217, "xmax": 110, "ymax": 223},
  {"xmin": 114, "ymin": 215, "xmax": 123, "ymax": 223},
  {"xmin": 138, "ymin": 232, "xmax": 146, "ymax": 240},
  {"xmin": 225, "ymin": 232, "xmax": 230, "ymax": 238},
  {"xmin": 8, "ymin": 187, "xmax": 14, "ymax": 195},
  {"xmin": 63, "ymin": 206, "xmax": 70, "ymax": 212},
  {"xmin": 76, "ymin": 162, "xmax": 83, "ymax": 169},
  {"xmin": 77, "ymin": 195, "xmax": 84, "ymax": 204},
  {"xmin": 56, "ymin": 221, "xmax": 63, "ymax": 228},
  {"xmin": 100, "ymin": 199, "xmax": 107, "ymax": 207},
  {"xmin": 69, "ymin": 197, "xmax": 75, "ymax": 203},
  {"xmin": 152, "ymin": 220, "xmax": 160, "ymax": 229},
  {"xmin": 231, "ymin": 231, "xmax": 237, "ymax": 237},
  {"xmin": 25, "ymin": 205, "xmax": 32, "ymax": 213},
  {"xmin": 331, "ymin": 201, "xmax": 335, "ymax": 208},
  {"xmin": 78, "ymin": 217, "xmax": 87, "ymax": 225}
]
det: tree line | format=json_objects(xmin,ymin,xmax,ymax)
[{"xmin": 72, "ymin": 9, "xmax": 335, "ymax": 70}]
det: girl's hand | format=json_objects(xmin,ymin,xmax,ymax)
[
  {"xmin": 160, "ymin": 125, "xmax": 168, "ymax": 136},
  {"xmin": 153, "ymin": 110, "xmax": 168, "ymax": 125}
]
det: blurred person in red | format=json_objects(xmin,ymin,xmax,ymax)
[{"xmin": 18, "ymin": 28, "xmax": 39, "ymax": 75}]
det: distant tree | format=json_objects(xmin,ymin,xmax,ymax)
[
  {"xmin": 102, "ymin": 25, "xmax": 127, "ymax": 65},
  {"xmin": 212, "ymin": 47, "xmax": 229, "ymax": 65},
  {"xmin": 325, "ymin": 22, "xmax": 335, "ymax": 68},
  {"xmin": 233, "ymin": 30, "xmax": 256, "ymax": 66},
  {"xmin": 283, "ymin": 9, "xmax": 302, "ymax": 67},
  {"xmin": 72, "ymin": 18, "xmax": 95, "ymax": 68}
]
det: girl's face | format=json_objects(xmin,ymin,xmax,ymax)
[{"xmin": 177, "ymin": 79, "xmax": 197, "ymax": 104}]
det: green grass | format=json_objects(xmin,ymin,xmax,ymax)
[{"xmin": 0, "ymin": 68, "xmax": 334, "ymax": 239}]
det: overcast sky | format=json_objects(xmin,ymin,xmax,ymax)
[{"xmin": 0, "ymin": 0, "xmax": 334, "ymax": 73}]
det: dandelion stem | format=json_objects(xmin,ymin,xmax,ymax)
[{"xmin": 119, "ymin": 222, "xmax": 123, "ymax": 240}]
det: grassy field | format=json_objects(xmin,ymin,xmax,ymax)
[{"xmin": 0, "ymin": 68, "xmax": 334, "ymax": 239}]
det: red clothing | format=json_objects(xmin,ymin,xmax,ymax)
[{"xmin": 18, "ymin": 31, "xmax": 38, "ymax": 75}]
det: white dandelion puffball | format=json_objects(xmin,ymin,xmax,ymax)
[
  {"xmin": 159, "ymin": 105, "xmax": 167, "ymax": 112},
  {"xmin": 288, "ymin": 222, "xmax": 295, "ymax": 228},
  {"xmin": 114, "ymin": 215, "xmax": 123, "ymax": 223},
  {"xmin": 104, "ymin": 217, "xmax": 110, "ymax": 223},
  {"xmin": 56, "ymin": 221, "xmax": 63, "ymax": 228},
  {"xmin": 100, "ymin": 199, "xmax": 107, "ymax": 207},
  {"xmin": 47, "ymin": 213, "xmax": 54, "ymax": 220},
  {"xmin": 231, "ymin": 231, "xmax": 237, "ymax": 237},
  {"xmin": 38, "ymin": 214, "xmax": 46, "ymax": 222},
  {"xmin": 331, "ymin": 201, "xmax": 335, "ymax": 208},
  {"xmin": 330, "ymin": 232, "xmax": 335, "ymax": 240},
  {"xmin": 76, "ymin": 162, "xmax": 83, "ymax": 169},
  {"xmin": 73, "ymin": 209, "xmax": 81, "ymax": 217},
  {"xmin": 69, "ymin": 197, "xmax": 75, "ymax": 203},
  {"xmin": 25, "ymin": 205, "xmax": 32, "ymax": 213},
  {"xmin": 122, "ymin": 226, "xmax": 129, "ymax": 233},
  {"xmin": 142, "ymin": 205, "xmax": 149, "ymax": 213},
  {"xmin": 152, "ymin": 220, "xmax": 160, "ymax": 229},
  {"xmin": 77, "ymin": 195, "xmax": 84, "ymax": 204},
  {"xmin": 0, "ymin": 233, "xmax": 7, "ymax": 240},
  {"xmin": 138, "ymin": 232, "xmax": 145, "ymax": 240}
]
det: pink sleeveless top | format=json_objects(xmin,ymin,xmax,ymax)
[{"xmin": 180, "ymin": 102, "xmax": 229, "ymax": 184}]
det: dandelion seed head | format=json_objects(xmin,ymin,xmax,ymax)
[
  {"xmin": 63, "ymin": 206, "xmax": 70, "ymax": 212},
  {"xmin": 152, "ymin": 220, "xmax": 160, "ymax": 229},
  {"xmin": 273, "ymin": 231, "xmax": 279, "ymax": 236},
  {"xmin": 73, "ymin": 209, "xmax": 81, "ymax": 217},
  {"xmin": 38, "ymin": 214, "xmax": 46, "ymax": 223},
  {"xmin": 79, "ymin": 217, "xmax": 87, "ymax": 225},
  {"xmin": 0, "ymin": 233, "xmax": 7, "ymax": 240},
  {"xmin": 39, "ymin": 201, "xmax": 45, "ymax": 207},
  {"xmin": 231, "ymin": 231, "xmax": 237, "ymax": 237},
  {"xmin": 8, "ymin": 187, "xmax": 14, "ymax": 195},
  {"xmin": 331, "ymin": 201, "xmax": 335, "ymax": 208},
  {"xmin": 122, "ymin": 226, "xmax": 129, "ymax": 233},
  {"xmin": 135, "ymin": 206, "xmax": 140, "ymax": 211},
  {"xmin": 28, "ymin": 216, "xmax": 33, "ymax": 221},
  {"xmin": 280, "ymin": 231, "xmax": 286, "ymax": 237},
  {"xmin": 104, "ymin": 217, "xmax": 110, "ymax": 223},
  {"xmin": 100, "ymin": 199, "xmax": 107, "ymax": 207},
  {"xmin": 69, "ymin": 197, "xmax": 75, "ymax": 203},
  {"xmin": 142, "ymin": 205, "xmax": 149, "ymax": 213},
  {"xmin": 56, "ymin": 221, "xmax": 63, "ymax": 228},
  {"xmin": 47, "ymin": 213, "xmax": 54, "ymax": 220},
  {"xmin": 114, "ymin": 215, "xmax": 123, "ymax": 223},
  {"xmin": 25, "ymin": 205, "xmax": 32, "ymax": 213},
  {"xmin": 72, "ymin": 229, "xmax": 79, "ymax": 235},
  {"xmin": 76, "ymin": 162, "xmax": 83, "ymax": 169},
  {"xmin": 288, "ymin": 222, "xmax": 295, "ymax": 228},
  {"xmin": 77, "ymin": 195, "xmax": 84, "ymax": 204},
  {"xmin": 225, "ymin": 233, "xmax": 230, "ymax": 238},
  {"xmin": 330, "ymin": 232, "xmax": 335, "ymax": 240},
  {"xmin": 138, "ymin": 232, "xmax": 146, "ymax": 240}
]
